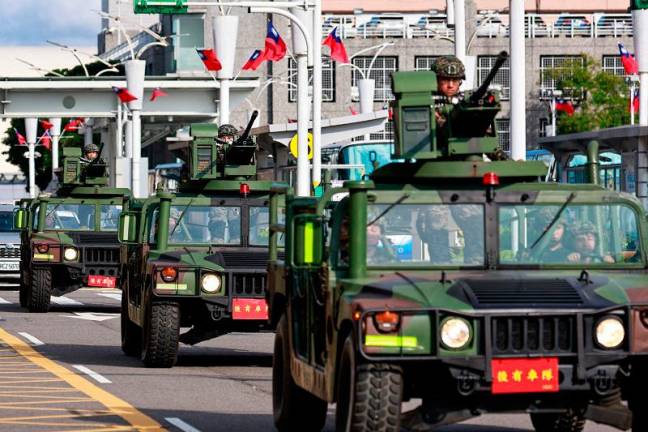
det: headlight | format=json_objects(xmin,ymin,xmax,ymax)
[
  {"xmin": 63, "ymin": 247, "xmax": 78, "ymax": 261},
  {"xmin": 440, "ymin": 317, "xmax": 472, "ymax": 350},
  {"xmin": 201, "ymin": 273, "xmax": 222, "ymax": 293},
  {"xmin": 596, "ymin": 317, "xmax": 625, "ymax": 349}
]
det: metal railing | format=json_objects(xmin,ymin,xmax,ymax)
[{"xmin": 323, "ymin": 13, "xmax": 634, "ymax": 40}]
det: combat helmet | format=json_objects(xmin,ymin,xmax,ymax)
[
  {"xmin": 216, "ymin": 124, "xmax": 239, "ymax": 144},
  {"xmin": 433, "ymin": 55, "xmax": 466, "ymax": 80},
  {"xmin": 571, "ymin": 221, "xmax": 597, "ymax": 237},
  {"xmin": 83, "ymin": 143, "xmax": 99, "ymax": 154}
]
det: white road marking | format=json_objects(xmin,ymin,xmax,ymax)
[
  {"xmin": 72, "ymin": 365, "xmax": 112, "ymax": 384},
  {"xmin": 18, "ymin": 332, "xmax": 45, "ymax": 346},
  {"xmin": 62, "ymin": 312, "xmax": 119, "ymax": 322},
  {"xmin": 97, "ymin": 293, "xmax": 122, "ymax": 301},
  {"xmin": 0, "ymin": 297, "xmax": 10, "ymax": 304},
  {"xmin": 165, "ymin": 418, "xmax": 201, "ymax": 432},
  {"xmin": 51, "ymin": 296, "xmax": 83, "ymax": 306}
]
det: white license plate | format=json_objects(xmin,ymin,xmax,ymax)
[{"xmin": 0, "ymin": 263, "xmax": 19, "ymax": 271}]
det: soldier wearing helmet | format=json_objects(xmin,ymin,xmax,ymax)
[
  {"xmin": 567, "ymin": 222, "xmax": 614, "ymax": 264},
  {"xmin": 80, "ymin": 143, "xmax": 101, "ymax": 165},
  {"xmin": 215, "ymin": 124, "xmax": 239, "ymax": 163},
  {"xmin": 432, "ymin": 56, "xmax": 465, "ymax": 129}
]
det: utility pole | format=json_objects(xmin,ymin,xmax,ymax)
[
  {"xmin": 633, "ymin": 0, "xmax": 648, "ymax": 207},
  {"xmin": 25, "ymin": 118, "xmax": 38, "ymax": 199}
]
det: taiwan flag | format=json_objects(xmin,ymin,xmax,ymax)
[
  {"xmin": 112, "ymin": 86, "xmax": 138, "ymax": 103},
  {"xmin": 264, "ymin": 21, "xmax": 287, "ymax": 61},
  {"xmin": 150, "ymin": 87, "xmax": 168, "ymax": 102},
  {"xmin": 323, "ymin": 27, "xmax": 349, "ymax": 64},
  {"xmin": 555, "ymin": 98, "xmax": 575, "ymax": 116},
  {"xmin": 242, "ymin": 50, "xmax": 266, "ymax": 71},
  {"xmin": 63, "ymin": 118, "xmax": 82, "ymax": 132},
  {"xmin": 618, "ymin": 43, "xmax": 639, "ymax": 75},
  {"xmin": 13, "ymin": 129, "xmax": 26, "ymax": 145},
  {"xmin": 197, "ymin": 49, "xmax": 222, "ymax": 71},
  {"xmin": 630, "ymin": 89, "xmax": 640, "ymax": 113},
  {"xmin": 40, "ymin": 131, "xmax": 52, "ymax": 150},
  {"xmin": 40, "ymin": 119, "xmax": 54, "ymax": 130}
]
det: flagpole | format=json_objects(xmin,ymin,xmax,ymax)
[
  {"xmin": 25, "ymin": 118, "xmax": 38, "ymax": 199},
  {"xmin": 550, "ymin": 96, "xmax": 557, "ymax": 137},
  {"xmin": 311, "ymin": 0, "xmax": 323, "ymax": 189},
  {"xmin": 631, "ymin": 80, "xmax": 636, "ymax": 126}
]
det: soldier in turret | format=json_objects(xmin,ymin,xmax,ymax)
[
  {"xmin": 432, "ymin": 55, "xmax": 465, "ymax": 128},
  {"xmin": 80, "ymin": 143, "xmax": 101, "ymax": 165}
]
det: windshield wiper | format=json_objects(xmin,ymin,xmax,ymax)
[
  {"xmin": 170, "ymin": 199, "xmax": 194, "ymax": 237},
  {"xmin": 530, "ymin": 192, "xmax": 576, "ymax": 249},
  {"xmin": 45, "ymin": 203, "xmax": 62, "ymax": 220},
  {"xmin": 368, "ymin": 194, "xmax": 410, "ymax": 227}
]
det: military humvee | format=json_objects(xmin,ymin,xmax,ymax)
[
  {"xmin": 266, "ymin": 61, "xmax": 648, "ymax": 431},
  {"xmin": 118, "ymin": 112, "xmax": 285, "ymax": 368},
  {"xmin": 14, "ymin": 146, "xmax": 129, "ymax": 312}
]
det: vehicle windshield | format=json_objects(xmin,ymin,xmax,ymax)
[
  {"xmin": 164, "ymin": 205, "xmax": 242, "ymax": 245},
  {"xmin": 365, "ymin": 204, "xmax": 485, "ymax": 266},
  {"xmin": 44, "ymin": 203, "xmax": 96, "ymax": 231},
  {"xmin": 499, "ymin": 204, "xmax": 641, "ymax": 266},
  {"xmin": 249, "ymin": 207, "xmax": 285, "ymax": 247},
  {"xmin": 0, "ymin": 211, "xmax": 17, "ymax": 232},
  {"xmin": 338, "ymin": 142, "xmax": 393, "ymax": 180},
  {"xmin": 100, "ymin": 205, "xmax": 122, "ymax": 231}
]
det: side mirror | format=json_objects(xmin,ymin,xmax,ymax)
[
  {"xmin": 14, "ymin": 209, "xmax": 27, "ymax": 230},
  {"xmin": 293, "ymin": 214, "xmax": 324, "ymax": 267},
  {"xmin": 118, "ymin": 212, "xmax": 137, "ymax": 244}
]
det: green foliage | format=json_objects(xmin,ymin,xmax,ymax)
[
  {"xmin": 543, "ymin": 55, "xmax": 632, "ymax": 134},
  {"xmin": 2, "ymin": 60, "xmax": 120, "ymax": 192}
]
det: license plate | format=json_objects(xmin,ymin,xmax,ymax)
[
  {"xmin": 87, "ymin": 275, "xmax": 117, "ymax": 288},
  {"xmin": 232, "ymin": 298, "xmax": 268, "ymax": 320},
  {"xmin": 491, "ymin": 358, "xmax": 559, "ymax": 394},
  {"xmin": 0, "ymin": 263, "xmax": 19, "ymax": 271}
]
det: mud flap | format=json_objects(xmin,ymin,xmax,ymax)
[{"xmin": 585, "ymin": 403, "xmax": 632, "ymax": 431}]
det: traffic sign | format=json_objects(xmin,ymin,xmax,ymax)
[
  {"xmin": 289, "ymin": 132, "xmax": 314, "ymax": 160},
  {"xmin": 134, "ymin": 0, "xmax": 188, "ymax": 14}
]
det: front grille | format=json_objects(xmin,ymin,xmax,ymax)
[
  {"xmin": 83, "ymin": 248, "xmax": 120, "ymax": 265},
  {"xmin": 0, "ymin": 247, "xmax": 20, "ymax": 259},
  {"xmin": 491, "ymin": 316, "xmax": 576, "ymax": 355},
  {"xmin": 230, "ymin": 273, "xmax": 265, "ymax": 297},
  {"xmin": 220, "ymin": 252, "xmax": 271, "ymax": 268},
  {"xmin": 72, "ymin": 232, "xmax": 118, "ymax": 245},
  {"xmin": 465, "ymin": 279, "xmax": 582, "ymax": 306}
]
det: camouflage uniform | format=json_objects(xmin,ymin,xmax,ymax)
[
  {"xmin": 80, "ymin": 143, "xmax": 101, "ymax": 165},
  {"xmin": 450, "ymin": 204, "xmax": 484, "ymax": 264},
  {"xmin": 432, "ymin": 56, "xmax": 466, "ymax": 149},
  {"xmin": 416, "ymin": 206, "xmax": 452, "ymax": 264},
  {"xmin": 216, "ymin": 124, "xmax": 239, "ymax": 163},
  {"xmin": 433, "ymin": 56, "xmax": 466, "ymax": 81}
]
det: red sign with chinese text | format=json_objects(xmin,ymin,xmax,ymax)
[
  {"xmin": 491, "ymin": 358, "xmax": 559, "ymax": 394},
  {"xmin": 87, "ymin": 275, "xmax": 117, "ymax": 288},
  {"xmin": 232, "ymin": 298, "xmax": 268, "ymax": 320}
]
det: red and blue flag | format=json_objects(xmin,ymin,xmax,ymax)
[
  {"xmin": 40, "ymin": 130, "xmax": 52, "ymax": 150},
  {"xmin": 112, "ymin": 86, "xmax": 138, "ymax": 103},
  {"xmin": 13, "ymin": 129, "xmax": 26, "ymax": 146},
  {"xmin": 242, "ymin": 50, "xmax": 266, "ymax": 71},
  {"xmin": 264, "ymin": 21, "xmax": 287, "ymax": 61},
  {"xmin": 150, "ymin": 87, "xmax": 168, "ymax": 102},
  {"xmin": 197, "ymin": 49, "xmax": 222, "ymax": 71},
  {"xmin": 40, "ymin": 119, "xmax": 54, "ymax": 130},
  {"xmin": 630, "ymin": 88, "xmax": 640, "ymax": 113},
  {"xmin": 618, "ymin": 42, "xmax": 639, "ymax": 75},
  {"xmin": 555, "ymin": 98, "xmax": 575, "ymax": 116},
  {"xmin": 323, "ymin": 27, "xmax": 349, "ymax": 64}
]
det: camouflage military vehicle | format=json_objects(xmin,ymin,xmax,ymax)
[
  {"xmin": 14, "ymin": 146, "xmax": 129, "ymax": 312},
  {"xmin": 266, "ymin": 61, "xmax": 648, "ymax": 431},
  {"xmin": 118, "ymin": 112, "xmax": 284, "ymax": 368}
]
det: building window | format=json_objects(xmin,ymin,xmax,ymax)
[
  {"xmin": 351, "ymin": 121, "xmax": 394, "ymax": 143},
  {"xmin": 477, "ymin": 56, "xmax": 511, "ymax": 100},
  {"xmin": 288, "ymin": 57, "xmax": 335, "ymax": 103},
  {"xmin": 539, "ymin": 118, "xmax": 549, "ymax": 138},
  {"xmin": 351, "ymin": 56, "xmax": 398, "ymax": 102},
  {"xmin": 495, "ymin": 118, "xmax": 510, "ymax": 152},
  {"xmin": 414, "ymin": 56, "xmax": 438, "ymax": 71},
  {"xmin": 602, "ymin": 55, "xmax": 626, "ymax": 76},
  {"xmin": 540, "ymin": 56, "xmax": 583, "ymax": 92},
  {"xmin": 172, "ymin": 14, "xmax": 205, "ymax": 72}
]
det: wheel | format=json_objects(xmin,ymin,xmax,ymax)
[
  {"xmin": 335, "ymin": 335, "xmax": 403, "ymax": 432},
  {"xmin": 28, "ymin": 268, "xmax": 51, "ymax": 313},
  {"xmin": 530, "ymin": 408, "xmax": 586, "ymax": 432},
  {"xmin": 19, "ymin": 261, "xmax": 29, "ymax": 308},
  {"xmin": 273, "ymin": 314, "xmax": 327, "ymax": 432},
  {"xmin": 120, "ymin": 288, "xmax": 141, "ymax": 357},
  {"xmin": 141, "ymin": 301, "xmax": 180, "ymax": 368}
]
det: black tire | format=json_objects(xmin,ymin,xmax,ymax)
[
  {"xmin": 335, "ymin": 335, "xmax": 403, "ymax": 432},
  {"xmin": 19, "ymin": 261, "xmax": 29, "ymax": 308},
  {"xmin": 530, "ymin": 408, "xmax": 586, "ymax": 432},
  {"xmin": 141, "ymin": 301, "xmax": 180, "ymax": 368},
  {"xmin": 273, "ymin": 314, "xmax": 327, "ymax": 432},
  {"xmin": 120, "ymin": 289, "xmax": 141, "ymax": 357},
  {"xmin": 28, "ymin": 268, "xmax": 51, "ymax": 313}
]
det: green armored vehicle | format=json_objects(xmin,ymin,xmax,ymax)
[
  {"xmin": 267, "ymin": 59, "xmax": 648, "ymax": 431},
  {"xmin": 15, "ymin": 146, "xmax": 129, "ymax": 312},
  {"xmin": 118, "ymin": 112, "xmax": 284, "ymax": 367}
]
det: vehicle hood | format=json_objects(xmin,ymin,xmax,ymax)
[
  {"xmin": 343, "ymin": 270, "xmax": 645, "ymax": 311},
  {"xmin": 148, "ymin": 249, "xmax": 224, "ymax": 271}
]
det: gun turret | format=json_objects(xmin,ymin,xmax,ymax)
[
  {"xmin": 225, "ymin": 111, "xmax": 259, "ymax": 165},
  {"xmin": 468, "ymin": 51, "xmax": 508, "ymax": 104},
  {"xmin": 82, "ymin": 143, "xmax": 107, "ymax": 179}
]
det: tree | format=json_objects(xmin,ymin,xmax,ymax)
[
  {"xmin": 544, "ymin": 55, "xmax": 631, "ymax": 134},
  {"xmin": 2, "ymin": 60, "xmax": 123, "ymax": 191}
]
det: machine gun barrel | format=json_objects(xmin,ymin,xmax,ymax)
[
  {"xmin": 469, "ymin": 51, "xmax": 508, "ymax": 104},
  {"xmin": 236, "ymin": 110, "xmax": 259, "ymax": 145}
]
